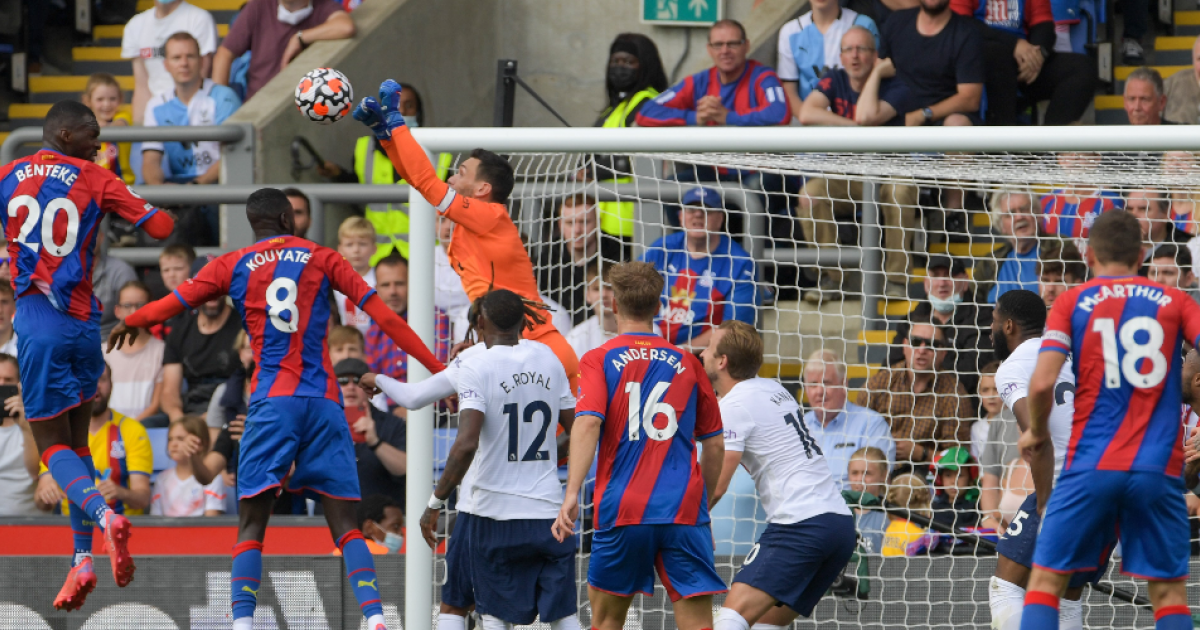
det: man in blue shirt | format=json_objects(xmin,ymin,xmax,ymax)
[
  {"xmin": 798, "ymin": 27, "xmax": 914, "ymax": 127},
  {"xmin": 777, "ymin": 0, "xmax": 879, "ymax": 112},
  {"xmin": 982, "ymin": 190, "xmax": 1041, "ymax": 303},
  {"xmin": 641, "ymin": 187, "xmax": 759, "ymax": 350},
  {"xmin": 801, "ymin": 349, "xmax": 895, "ymax": 486}
]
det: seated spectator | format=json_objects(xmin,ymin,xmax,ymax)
[
  {"xmin": 802, "ymin": 349, "xmax": 895, "ymax": 486},
  {"xmin": 799, "ymin": 29, "xmax": 914, "ymax": 127},
  {"xmin": 214, "ymin": 0, "xmax": 356, "ymax": 101},
  {"xmin": 636, "ymin": 20, "xmax": 790, "ymax": 127},
  {"xmin": 37, "ymin": 366, "xmax": 153, "ymax": 515},
  {"xmin": 858, "ymin": 313, "xmax": 972, "ymax": 466},
  {"xmin": 1037, "ymin": 240, "xmax": 1087, "ymax": 310},
  {"xmin": 338, "ymin": 358, "xmax": 407, "ymax": 506},
  {"xmin": 1124, "ymin": 67, "xmax": 1173, "ymax": 125},
  {"xmin": 976, "ymin": 189, "xmax": 1042, "ymax": 303},
  {"xmin": 0, "ymin": 354, "xmax": 37, "ymax": 515},
  {"xmin": 641, "ymin": 187, "xmax": 759, "ymax": 350},
  {"xmin": 880, "ymin": 0, "xmax": 984, "ymax": 126},
  {"xmin": 151, "ymin": 416, "xmax": 226, "ymax": 516},
  {"xmin": 778, "ymin": 0, "xmax": 880, "ymax": 110},
  {"xmin": 155, "ymin": 244, "xmax": 197, "ymax": 340},
  {"xmin": 334, "ymin": 217, "xmax": 377, "ymax": 335},
  {"xmin": 82, "ymin": 74, "xmax": 133, "ymax": 186},
  {"xmin": 972, "ymin": 362, "xmax": 1003, "ymax": 462},
  {"xmin": 887, "ymin": 255, "xmax": 994, "ymax": 393},
  {"xmin": 283, "ymin": 187, "xmax": 313, "ymax": 238},
  {"xmin": 94, "ymin": 240, "xmax": 138, "ymax": 339},
  {"xmin": 120, "ymin": 0, "xmax": 218, "ymax": 124},
  {"xmin": 329, "ymin": 324, "xmax": 366, "ymax": 366},
  {"xmin": 1164, "ymin": 39, "xmax": 1200, "ymax": 125},
  {"xmin": 846, "ymin": 446, "xmax": 891, "ymax": 554},
  {"xmin": 1148, "ymin": 244, "xmax": 1200, "ymax": 301},
  {"xmin": 951, "ymin": 0, "xmax": 1094, "ymax": 124},
  {"xmin": 105, "ymin": 281, "xmax": 165, "ymax": 421},
  {"xmin": 1163, "ymin": 152, "xmax": 1200, "ymax": 235},
  {"xmin": 333, "ymin": 495, "xmax": 406, "ymax": 555},
  {"xmin": 567, "ymin": 262, "xmax": 615, "ymax": 358},
  {"xmin": 930, "ymin": 445, "xmax": 981, "ymax": 532},
  {"xmin": 536, "ymin": 194, "xmax": 626, "ymax": 325},
  {"xmin": 204, "ymin": 331, "xmax": 251, "ymax": 443},
  {"xmin": 435, "ymin": 216, "xmax": 472, "ymax": 342},
  {"xmin": 1127, "ymin": 188, "xmax": 1191, "ymax": 262},
  {"xmin": 163, "ymin": 293, "xmax": 242, "ymax": 423},
  {"xmin": 0, "ymin": 284, "xmax": 16, "ymax": 356},
  {"xmin": 978, "ymin": 369, "xmax": 1020, "ymax": 531},
  {"xmin": 1041, "ymin": 152, "xmax": 1123, "ymax": 242},
  {"xmin": 881, "ymin": 473, "xmax": 938, "ymax": 556}
]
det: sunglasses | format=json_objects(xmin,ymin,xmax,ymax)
[
  {"xmin": 337, "ymin": 376, "xmax": 361, "ymax": 386},
  {"xmin": 908, "ymin": 336, "xmax": 946, "ymax": 349}
]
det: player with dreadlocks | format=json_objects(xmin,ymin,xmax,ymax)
[{"xmin": 362, "ymin": 288, "xmax": 580, "ymax": 630}]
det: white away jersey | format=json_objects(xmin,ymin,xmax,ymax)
[
  {"xmin": 995, "ymin": 337, "xmax": 1074, "ymax": 475},
  {"xmin": 721, "ymin": 378, "xmax": 850, "ymax": 524},
  {"xmin": 447, "ymin": 340, "xmax": 575, "ymax": 520}
]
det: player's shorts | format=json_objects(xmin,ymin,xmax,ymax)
[
  {"xmin": 588, "ymin": 523, "xmax": 727, "ymax": 602},
  {"xmin": 470, "ymin": 515, "xmax": 577, "ymax": 625},
  {"xmin": 14, "ymin": 294, "xmax": 104, "ymax": 421},
  {"xmin": 733, "ymin": 513, "xmax": 857, "ymax": 617},
  {"xmin": 1033, "ymin": 470, "xmax": 1189, "ymax": 581},
  {"xmin": 237, "ymin": 396, "xmax": 359, "ymax": 501},
  {"xmin": 996, "ymin": 492, "xmax": 1110, "ymax": 588},
  {"xmin": 441, "ymin": 512, "xmax": 476, "ymax": 609},
  {"xmin": 527, "ymin": 328, "xmax": 580, "ymax": 395}
]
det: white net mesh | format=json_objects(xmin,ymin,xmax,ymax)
[{"xmin": 428, "ymin": 148, "xmax": 1200, "ymax": 630}]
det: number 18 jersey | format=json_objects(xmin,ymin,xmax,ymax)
[{"xmin": 1041, "ymin": 276, "xmax": 1200, "ymax": 476}]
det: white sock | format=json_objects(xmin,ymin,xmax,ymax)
[
  {"xmin": 365, "ymin": 614, "xmax": 387, "ymax": 630},
  {"xmin": 480, "ymin": 615, "xmax": 512, "ymax": 630},
  {"xmin": 437, "ymin": 613, "xmax": 466, "ymax": 630},
  {"xmin": 989, "ymin": 576, "xmax": 1026, "ymax": 630},
  {"xmin": 750, "ymin": 624, "xmax": 786, "ymax": 630},
  {"xmin": 549, "ymin": 614, "xmax": 580, "ymax": 630},
  {"xmin": 716, "ymin": 608, "xmax": 751, "ymax": 630},
  {"xmin": 232, "ymin": 618, "xmax": 253, "ymax": 630},
  {"xmin": 1059, "ymin": 597, "xmax": 1083, "ymax": 630}
]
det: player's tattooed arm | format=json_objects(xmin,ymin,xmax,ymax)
[{"xmin": 421, "ymin": 409, "xmax": 484, "ymax": 549}]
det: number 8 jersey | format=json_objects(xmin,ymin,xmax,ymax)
[
  {"xmin": 1041, "ymin": 275, "xmax": 1200, "ymax": 476},
  {"xmin": 576, "ymin": 332, "xmax": 723, "ymax": 531}
]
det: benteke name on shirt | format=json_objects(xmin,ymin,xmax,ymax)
[{"xmin": 14, "ymin": 164, "xmax": 78, "ymax": 187}]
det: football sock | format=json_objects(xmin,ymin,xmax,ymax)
[
  {"xmin": 231, "ymin": 540, "xmax": 263, "ymax": 622},
  {"xmin": 232, "ymin": 618, "xmax": 253, "ymax": 630},
  {"xmin": 1155, "ymin": 605, "xmax": 1192, "ymax": 630},
  {"xmin": 1058, "ymin": 597, "xmax": 1083, "ymax": 630},
  {"xmin": 438, "ymin": 613, "xmax": 466, "ymax": 630},
  {"xmin": 337, "ymin": 530, "xmax": 385, "ymax": 620},
  {"xmin": 365, "ymin": 613, "xmax": 388, "ymax": 630},
  {"xmin": 550, "ymin": 615, "xmax": 580, "ymax": 630},
  {"xmin": 43, "ymin": 445, "xmax": 110, "ymax": 532},
  {"xmin": 750, "ymin": 624, "xmax": 786, "ymax": 630},
  {"xmin": 989, "ymin": 577, "xmax": 1026, "ymax": 630},
  {"xmin": 69, "ymin": 447, "xmax": 97, "ymax": 567},
  {"xmin": 480, "ymin": 614, "xmax": 513, "ymax": 630},
  {"xmin": 1021, "ymin": 591, "xmax": 1060, "ymax": 630},
  {"xmin": 715, "ymin": 608, "xmax": 750, "ymax": 630}
]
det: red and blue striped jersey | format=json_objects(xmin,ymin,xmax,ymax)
[
  {"xmin": 0, "ymin": 149, "xmax": 160, "ymax": 322},
  {"xmin": 1040, "ymin": 189, "xmax": 1123, "ymax": 240},
  {"xmin": 1041, "ymin": 276, "xmax": 1200, "ymax": 476},
  {"xmin": 576, "ymin": 332, "xmax": 723, "ymax": 531},
  {"xmin": 173, "ymin": 235, "xmax": 376, "ymax": 405},
  {"xmin": 635, "ymin": 60, "xmax": 791, "ymax": 127}
]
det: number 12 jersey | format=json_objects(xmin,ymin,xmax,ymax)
[{"xmin": 1041, "ymin": 275, "xmax": 1200, "ymax": 476}]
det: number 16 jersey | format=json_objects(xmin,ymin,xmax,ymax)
[
  {"xmin": 1041, "ymin": 275, "xmax": 1200, "ymax": 476},
  {"xmin": 576, "ymin": 332, "xmax": 723, "ymax": 531}
]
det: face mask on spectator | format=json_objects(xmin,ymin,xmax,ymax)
[
  {"xmin": 403, "ymin": 115, "xmax": 419, "ymax": 128},
  {"xmin": 381, "ymin": 531, "xmax": 403, "ymax": 553},
  {"xmin": 607, "ymin": 65, "xmax": 638, "ymax": 92},
  {"xmin": 277, "ymin": 1, "xmax": 314, "ymax": 25},
  {"xmin": 927, "ymin": 292, "xmax": 961, "ymax": 314}
]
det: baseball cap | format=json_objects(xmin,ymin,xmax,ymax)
[
  {"xmin": 680, "ymin": 186, "xmax": 725, "ymax": 210},
  {"xmin": 334, "ymin": 358, "xmax": 370, "ymax": 380},
  {"xmin": 933, "ymin": 446, "xmax": 975, "ymax": 472},
  {"xmin": 925, "ymin": 255, "xmax": 967, "ymax": 277}
]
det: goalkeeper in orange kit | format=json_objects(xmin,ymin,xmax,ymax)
[{"xmin": 352, "ymin": 80, "xmax": 580, "ymax": 394}]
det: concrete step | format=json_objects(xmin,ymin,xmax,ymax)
[
  {"xmin": 927, "ymin": 241, "xmax": 1003, "ymax": 257},
  {"xmin": 1093, "ymin": 94, "xmax": 1129, "ymax": 124},
  {"xmin": 71, "ymin": 46, "xmax": 130, "ymax": 75},
  {"xmin": 28, "ymin": 75, "xmax": 134, "ymax": 104},
  {"xmin": 1153, "ymin": 36, "xmax": 1196, "ymax": 65},
  {"xmin": 93, "ymin": 22, "xmax": 229, "ymax": 44},
  {"xmin": 1115, "ymin": 64, "xmax": 1190, "ymax": 81},
  {"xmin": 1176, "ymin": 11, "xmax": 1200, "ymax": 35},
  {"xmin": 8, "ymin": 103, "xmax": 132, "ymax": 128}
]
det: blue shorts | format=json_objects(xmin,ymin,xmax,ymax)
[
  {"xmin": 1034, "ymin": 470, "xmax": 1189, "ymax": 581},
  {"xmin": 237, "ymin": 396, "xmax": 359, "ymax": 501},
  {"xmin": 470, "ymin": 516, "xmax": 577, "ymax": 625},
  {"xmin": 15, "ymin": 294, "xmax": 104, "ymax": 421},
  {"xmin": 441, "ymin": 512, "xmax": 475, "ymax": 609},
  {"xmin": 996, "ymin": 492, "xmax": 1109, "ymax": 588},
  {"xmin": 733, "ymin": 514, "xmax": 857, "ymax": 617},
  {"xmin": 588, "ymin": 524, "xmax": 727, "ymax": 602}
]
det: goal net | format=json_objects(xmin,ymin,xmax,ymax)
[{"xmin": 425, "ymin": 145, "xmax": 1200, "ymax": 630}]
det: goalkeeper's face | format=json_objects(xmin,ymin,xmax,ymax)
[{"xmin": 449, "ymin": 158, "xmax": 490, "ymax": 201}]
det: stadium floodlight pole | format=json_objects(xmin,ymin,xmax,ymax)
[{"xmin": 405, "ymin": 153, "xmax": 437, "ymax": 630}]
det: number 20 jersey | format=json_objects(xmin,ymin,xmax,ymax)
[
  {"xmin": 1041, "ymin": 276, "xmax": 1200, "ymax": 476},
  {"xmin": 173, "ymin": 234, "xmax": 376, "ymax": 405},
  {"xmin": 576, "ymin": 332, "xmax": 723, "ymax": 531}
]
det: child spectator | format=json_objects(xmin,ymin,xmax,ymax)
[
  {"xmin": 332, "ymin": 494, "xmax": 407, "ymax": 555},
  {"xmin": 154, "ymin": 245, "xmax": 198, "ymax": 340},
  {"xmin": 930, "ymin": 446, "xmax": 981, "ymax": 532},
  {"xmin": 1037, "ymin": 240, "xmax": 1087, "ymax": 308},
  {"xmin": 104, "ymin": 281, "xmax": 164, "ymax": 421},
  {"xmin": 329, "ymin": 325, "xmax": 367, "ymax": 365},
  {"xmin": 973, "ymin": 362, "xmax": 1003, "ymax": 462},
  {"xmin": 150, "ymin": 416, "xmax": 226, "ymax": 517},
  {"xmin": 881, "ymin": 473, "xmax": 938, "ymax": 557},
  {"xmin": 81, "ymin": 73, "xmax": 132, "ymax": 185},
  {"xmin": 847, "ymin": 446, "xmax": 891, "ymax": 554},
  {"xmin": 335, "ymin": 217, "xmax": 378, "ymax": 335}
]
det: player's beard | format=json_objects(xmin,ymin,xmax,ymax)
[{"xmin": 991, "ymin": 329, "xmax": 1011, "ymax": 362}]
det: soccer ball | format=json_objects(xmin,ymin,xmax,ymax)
[{"xmin": 295, "ymin": 68, "xmax": 353, "ymax": 124}]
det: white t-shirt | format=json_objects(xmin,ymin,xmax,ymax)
[
  {"xmin": 720, "ymin": 378, "xmax": 851, "ymax": 524},
  {"xmin": 150, "ymin": 466, "xmax": 226, "ymax": 516},
  {"xmin": 442, "ymin": 342, "xmax": 487, "ymax": 514},
  {"xmin": 104, "ymin": 337, "xmax": 165, "ymax": 419},
  {"xmin": 971, "ymin": 415, "xmax": 993, "ymax": 462},
  {"xmin": 0, "ymin": 332, "xmax": 17, "ymax": 357},
  {"xmin": 541, "ymin": 295, "xmax": 573, "ymax": 336},
  {"xmin": 995, "ymin": 337, "xmax": 1075, "ymax": 476},
  {"xmin": 566, "ymin": 315, "xmax": 662, "ymax": 359},
  {"xmin": 445, "ymin": 341, "xmax": 575, "ymax": 520},
  {"xmin": 0, "ymin": 422, "xmax": 36, "ymax": 515},
  {"xmin": 121, "ymin": 2, "xmax": 218, "ymax": 98},
  {"xmin": 335, "ymin": 267, "xmax": 376, "ymax": 335},
  {"xmin": 435, "ymin": 245, "xmax": 471, "ymax": 340}
]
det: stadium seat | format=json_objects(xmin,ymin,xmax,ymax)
[
  {"xmin": 433, "ymin": 427, "xmax": 457, "ymax": 473},
  {"xmin": 146, "ymin": 427, "xmax": 171, "ymax": 472},
  {"xmin": 710, "ymin": 468, "xmax": 768, "ymax": 556}
]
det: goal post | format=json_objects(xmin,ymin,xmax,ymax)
[{"xmin": 402, "ymin": 126, "xmax": 1200, "ymax": 630}]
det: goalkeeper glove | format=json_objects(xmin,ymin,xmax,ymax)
[
  {"xmin": 376, "ymin": 79, "xmax": 408, "ymax": 131},
  {"xmin": 352, "ymin": 97, "xmax": 389, "ymax": 141}
]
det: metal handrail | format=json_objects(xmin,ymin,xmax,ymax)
[{"xmin": 0, "ymin": 125, "xmax": 248, "ymax": 164}]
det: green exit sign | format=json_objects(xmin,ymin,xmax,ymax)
[{"xmin": 642, "ymin": 0, "xmax": 722, "ymax": 26}]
